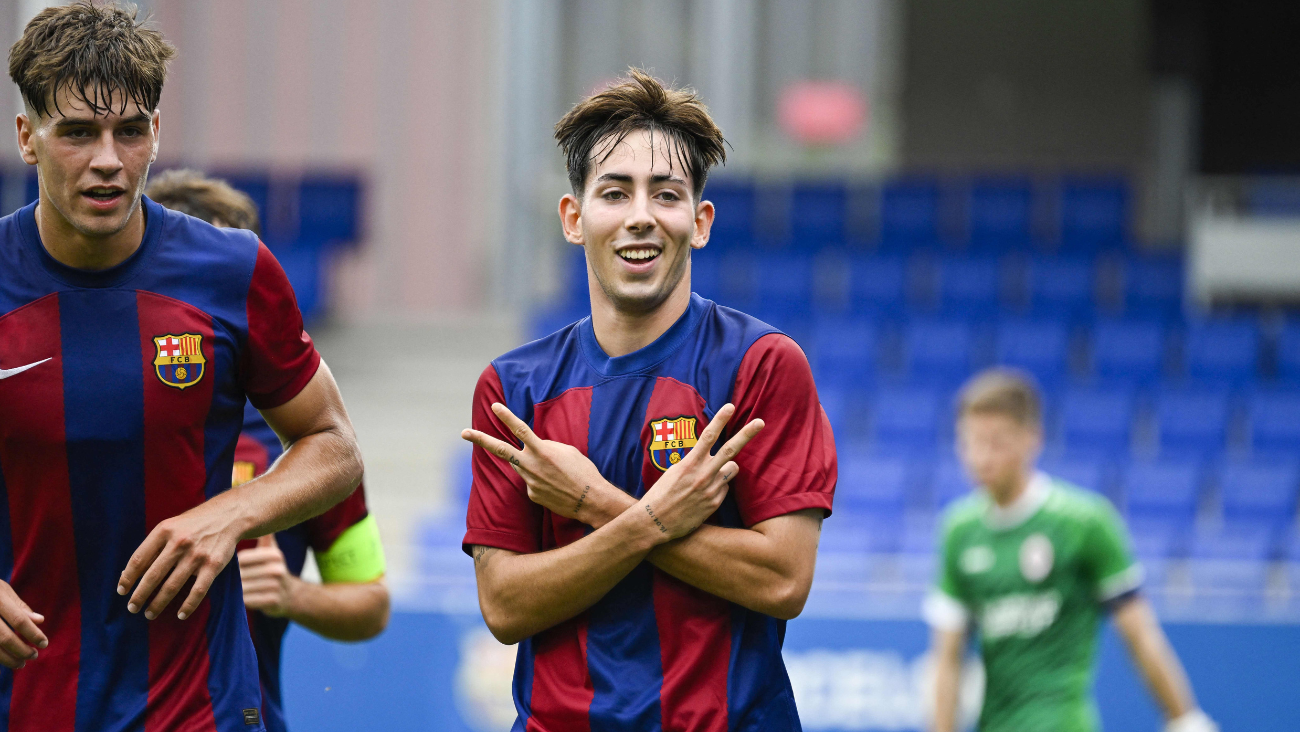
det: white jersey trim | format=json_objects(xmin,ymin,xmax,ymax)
[
  {"xmin": 1097, "ymin": 563, "xmax": 1144, "ymax": 601},
  {"xmin": 922, "ymin": 589, "xmax": 970, "ymax": 631}
]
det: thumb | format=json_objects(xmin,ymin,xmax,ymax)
[{"xmin": 256, "ymin": 534, "xmax": 278, "ymax": 550}]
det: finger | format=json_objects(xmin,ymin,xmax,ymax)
[
  {"xmin": 119, "ymin": 529, "xmax": 168, "ymax": 596},
  {"xmin": 241, "ymin": 577, "xmax": 282, "ymax": 593},
  {"xmin": 0, "ymin": 623, "xmax": 36, "ymax": 664},
  {"xmin": 490, "ymin": 403, "xmax": 542, "ymax": 449},
  {"xmin": 707, "ymin": 418, "xmax": 765, "ymax": 473},
  {"xmin": 237, "ymin": 548, "xmax": 281, "ymax": 568},
  {"xmin": 145, "ymin": 555, "xmax": 201, "ymax": 619},
  {"xmin": 127, "ymin": 544, "xmax": 183, "ymax": 614},
  {"xmin": 460, "ymin": 429, "xmax": 523, "ymax": 465},
  {"xmin": 0, "ymin": 646, "xmax": 25, "ymax": 670},
  {"xmin": 238, "ymin": 564, "xmax": 286, "ymax": 582},
  {"xmin": 2, "ymin": 609, "xmax": 47, "ymax": 650},
  {"xmin": 689, "ymin": 404, "xmax": 736, "ymax": 458},
  {"xmin": 256, "ymin": 534, "xmax": 277, "ymax": 549},
  {"xmin": 177, "ymin": 564, "xmax": 220, "ymax": 620}
]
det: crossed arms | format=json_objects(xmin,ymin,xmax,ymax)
[{"xmin": 463, "ymin": 403, "xmax": 823, "ymax": 645}]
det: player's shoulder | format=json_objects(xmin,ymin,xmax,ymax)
[
  {"xmin": 488, "ymin": 317, "xmax": 587, "ymax": 392},
  {"xmin": 1041, "ymin": 477, "xmax": 1121, "ymax": 525},
  {"xmin": 152, "ymin": 198, "xmax": 261, "ymax": 270},
  {"xmin": 940, "ymin": 492, "xmax": 989, "ymax": 535},
  {"xmin": 698, "ymin": 297, "xmax": 790, "ymax": 354}
]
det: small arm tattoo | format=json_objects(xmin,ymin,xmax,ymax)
[
  {"xmin": 573, "ymin": 485, "xmax": 591, "ymax": 515},
  {"xmin": 471, "ymin": 545, "xmax": 497, "ymax": 565},
  {"xmin": 644, "ymin": 504, "xmax": 668, "ymax": 534}
]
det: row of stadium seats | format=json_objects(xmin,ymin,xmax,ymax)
[
  {"xmin": 702, "ymin": 175, "xmax": 1137, "ymax": 252},
  {"xmin": 823, "ymin": 385, "xmax": 1300, "ymax": 459}
]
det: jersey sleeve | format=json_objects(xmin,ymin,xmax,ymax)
[
  {"xmin": 1084, "ymin": 500, "xmax": 1142, "ymax": 603},
  {"xmin": 728, "ymin": 333, "xmax": 837, "ymax": 527},
  {"xmin": 923, "ymin": 517, "xmax": 971, "ymax": 631},
  {"xmin": 242, "ymin": 242, "xmax": 322, "ymax": 410},
  {"xmin": 305, "ymin": 483, "xmax": 370, "ymax": 554},
  {"xmin": 462, "ymin": 364, "xmax": 544, "ymax": 555}
]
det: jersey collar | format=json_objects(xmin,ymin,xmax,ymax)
[
  {"xmin": 578, "ymin": 292, "xmax": 706, "ymax": 377},
  {"xmin": 18, "ymin": 196, "xmax": 164, "ymax": 289},
  {"xmin": 983, "ymin": 471, "xmax": 1052, "ymax": 531}
]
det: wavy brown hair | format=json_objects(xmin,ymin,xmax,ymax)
[
  {"xmin": 9, "ymin": 1, "xmax": 176, "ymax": 119},
  {"xmin": 147, "ymin": 170, "xmax": 261, "ymax": 235},
  {"xmin": 554, "ymin": 68, "xmax": 726, "ymax": 201}
]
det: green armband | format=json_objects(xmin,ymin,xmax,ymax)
[{"xmin": 317, "ymin": 514, "xmax": 387, "ymax": 584}]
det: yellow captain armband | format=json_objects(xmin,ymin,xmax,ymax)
[{"xmin": 316, "ymin": 514, "xmax": 387, "ymax": 584}]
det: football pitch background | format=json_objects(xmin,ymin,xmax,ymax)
[{"xmin": 281, "ymin": 610, "xmax": 1299, "ymax": 731}]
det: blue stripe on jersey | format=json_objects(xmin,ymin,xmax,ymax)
[
  {"xmin": 585, "ymin": 377, "xmax": 663, "ymax": 732},
  {"xmin": 204, "ymin": 565, "xmax": 261, "ymax": 732},
  {"xmin": 61, "ymin": 290, "xmax": 150, "ymax": 732},
  {"xmin": 511, "ymin": 638, "xmax": 534, "ymax": 732},
  {"xmin": 0, "ymin": 467, "xmax": 12, "ymax": 729}
]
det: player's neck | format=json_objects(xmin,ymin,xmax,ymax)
[
  {"xmin": 987, "ymin": 469, "xmax": 1034, "ymax": 508},
  {"xmin": 589, "ymin": 282, "xmax": 692, "ymax": 358},
  {"xmin": 35, "ymin": 199, "xmax": 146, "ymax": 272}
]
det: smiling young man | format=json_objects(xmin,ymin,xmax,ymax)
[
  {"xmin": 460, "ymin": 70, "xmax": 837, "ymax": 731},
  {"xmin": 0, "ymin": 5, "xmax": 362, "ymax": 730},
  {"xmin": 148, "ymin": 170, "xmax": 389, "ymax": 732},
  {"xmin": 926, "ymin": 369, "xmax": 1216, "ymax": 732}
]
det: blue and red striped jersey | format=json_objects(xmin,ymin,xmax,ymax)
[
  {"xmin": 232, "ymin": 401, "xmax": 369, "ymax": 732},
  {"xmin": 465, "ymin": 293, "xmax": 837, "ymax": 732},
  {"xmin": 0, "ymin": 198, "xmax": 320, "ymax": 732}
]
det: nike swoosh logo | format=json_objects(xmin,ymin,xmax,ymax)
[{"xmin": 0, "ymin": 358, "xmax": 51, "ymax": 380}]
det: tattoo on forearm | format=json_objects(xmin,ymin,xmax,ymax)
[
  {"xmin": 574, "ymin": 485, "xmax": 591, "ymax": 515},
  {"xmin": 644, "ymin": 504, "xmax": 668, "ymax": 534},
  {"xmin": 472, "ymin": 545, "xmax": 497, "ymax": 565}
]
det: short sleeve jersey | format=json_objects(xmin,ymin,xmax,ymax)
[
  {"xmin": 232, "ymin": 401, "xmax": 371, "ymax": 732},
  {"xmin": 0, "ymin": 198, "xmax": 321, "ymax": 731},
  {"xmin": 465, "ymin": 293, "xmax": 837, "ymax": 732},
  {"xmin": 924, "ymin": 475, "xmax": 1141, "ymax": 732}
]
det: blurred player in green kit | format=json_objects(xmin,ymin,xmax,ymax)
[{"xmin": 925, "ymin": 369, "xmax": 1217, "ymax": 732}]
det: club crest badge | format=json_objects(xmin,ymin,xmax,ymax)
[
  {"xmin": 648, "ymin": 416, "xmax": 699, "ymax": 471},
  {"xmin": 232, "ymin": 461, "xmax": 256, "ymax": 487},
  {"xmin": 153, "ymin": 333, "xmax": 206, "ymax": 390}
]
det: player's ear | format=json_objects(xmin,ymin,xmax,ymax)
[
  {"xmin": 691, "ymin": 198, "xmax": 714, "ymax": 250},
  {"xmin": 559, "ymin": 193, "xmax": 584, "ymax": 246},
  {"xmin": 15, "ymin": 114, "xmax": 38, "ymax": 165},
  {"xmin": 149, "ymin": 109, "xmax": 161, "ymax": 163}
]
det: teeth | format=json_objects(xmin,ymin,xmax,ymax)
[{"xmin": 619, "ymin": 249, "xmax": 659, "ymax": 261}]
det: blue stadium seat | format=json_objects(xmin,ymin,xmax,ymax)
[
  {"xmin": 1183, "ymin": 319, "xmax": 1261, "ymax": 385},
  {"xmin": 1028, "ymin": 257, "xmax": 1096, "ymax": 319},
  {"xmin": 1057, "ymin": 387, "xmax": 1136, "ymax": 455},
  {"xmin": 1121, "ymin": 459, "xmax": 1202, "ymax": 520},
  {"xmin": 1153, "ymin": 388, "xmax": 1232, "ymax": 457},
  {"xmin": 702, "ymin": 178, "xmax": 755, "ymax": 249},
  {"xmin": 1189, "ymin": 519, "xmax": 1277, "ymax": 561},
  {"xmin": 790, "ymin": 181, "xmax": 848, "ymax": 247},
  {"xmin": 848, "ymin": 255, "xmax": 908, "ymax": 315},
  {"xmin": 1218, "ymin": 459, "xmax": 1300, "ymax": 524},
  {"xmin": 752, "ymin": 252, "xmax": 814, "ymax": 318},
  {"xmin": 836, "ymin": 453, "xmax": 911, "ymax": 517},
  {"xmin": 1126, "ymin": 516, "xmax": 1188, "ymax": 559},
  {"xmin": 994, "ymin": 318, "xmax": 1072, "ymax": 386},
  {"xmin": 936, "ymin": 256, "xmax": 1002, "ymax": 314},
  {"xmin": 690, "ymin": 248, "xmax": 723, "ymax": 300},
  {"xmin": 968, "ymin": 177, "xmax": 1033, "ymax": 252},
  {"xmin": 932, "ymin": 458, "xmax": 974, "ymax": 509},
  {"xmin": 810, "ymin": 317, "xmax": 878, "ymax": 389},
  {"xmin": 212, "ymin": 171, "xmax": 271, "ymax": 234},
  {"xmin": 1090, "ymin": 319, "xmax": 1166, "ymax": 385},
  {"xmin": 1276, "ymin": 322, "xmax": 1300, "ymax": 383},
  {"xmin": 1123, "ymin": 256, "xmax": 1183, "ymax": 319},
  {"xmin": 1039, "ymin": 456, "xmax": 1107, "ymax": 495},
  {"xmin": 297, "ymin": 176, "xmax": 361, "ymax": 245},
  {"xmin": 903, "ymin": 319, "xmax": 974, "ymax": 383},
  {"xmin": 880, "ymin": 178, "xmax": 940, "ymax": 249},
  {"xmin": 1246, "ymin": 390, "xmax": 1300, "ymax": 455},
  {"xmin": 1060, "ymin": 176, "xmax": 1128, "ymax": 251},
  {"xmin": 871, "ymin": 387, "xmax": 942, "ymax": 454}
]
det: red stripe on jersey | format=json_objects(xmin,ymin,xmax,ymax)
[
  {"xmin": 640, "ymin": 378, "xmax": 730, "ymax": 732},
  {"xmin": 136, "ymin": 293, "xmax": 219, "ymax": 732},
  {"xmin": 243, "ymin": 243, "xmax": 320, "ymax": 410},
  {"xmin": 0, "ymin": 295, "xmax": 79, "ymax": 731},
  {"xmin": 524, "ymin": 387, "xmax": 594, "ymax": 730}
]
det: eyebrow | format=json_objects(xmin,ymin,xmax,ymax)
[
  {"xmin": 53, "ymin": 113, "xmax": 151, "ymax": 129},
  {"xmin": 593, "ymin": 172, "xmax": 689, "ymax": 186}
]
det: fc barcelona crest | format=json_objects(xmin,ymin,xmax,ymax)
[
  {"xmin": 153, "ymin": 333, "xmax": 206, "ymax": 390},
  {"xmin": 648, "ymin": 416, "xmax": 699, "ymax": 471}
]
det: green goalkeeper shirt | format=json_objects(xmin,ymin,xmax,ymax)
[{"xmin": 923, "ymin": 473, "xmax": 1142, "ymax": 732}]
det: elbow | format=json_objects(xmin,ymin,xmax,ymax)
[
  {"xmin": 480, "ymin": 603, "xmax": 526, "ymax": 646},
  {"xmin": 361, "ymin": 586, "xmax": 391, "ymax": 639},
  {"xmin": 766, "ymin": 577, "xmax": 813, "ymax": 621}
]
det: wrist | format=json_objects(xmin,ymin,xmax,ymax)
[
  {"xmin": 279, "ymin": 574, "xmax": 309, "ymax": 619},
  {"xmin": 583, "ymin": 480, "xmax": 636, "ymax": 528}
]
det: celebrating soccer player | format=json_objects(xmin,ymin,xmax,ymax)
[
  {"xmin": 460, "ymin": 69, "xmax": 837, "ymax": 730},
  {"xmin": 0, "ymin": 4, "xmax": 363, "ymax": 729},
  {"xmin": 148, "ymin": 170, "xmax": 390, "ymax": 732},
  {"xmin": 925, "ymin": 369, "xmax": 1217, "ymax": 732}
]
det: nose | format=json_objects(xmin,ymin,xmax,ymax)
[
  {"xmin": 88, "ymin": 128, "xmax": 124, "ymax": 178},
  {"xmin": 624, "ymin": 190, "xmax": 656, "ymax": 235}
]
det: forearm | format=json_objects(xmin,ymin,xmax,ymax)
[
  {"xmin": 1115, "ymin": 599, "xmax": 1196, "ymax": 719},
  {"xmin": 930, "ymin": 629, "xmax": 965, "ymax": 732},
  {"xmin": 282, "ymin": 578, "xmax": 390, "ymax": 642},
  {"xmin": 227, "ymin": 426, "xmax": 363, "ymax": 540},
  {"xmin": 476, "ymin": 508, "xmax": 662, "ymax": 644}
]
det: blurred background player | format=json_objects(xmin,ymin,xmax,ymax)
[
  {"xmin": 460, "ymin": 70, "xmax": 836, "ymax": 730},
  {"xmin": 925, "ymin": 369, "xmax": 1216, "ymax": 732},
  {"xmin": 0, "ymin": 3, "xmax": 363, "ymax": 729},
  {"xmin": 148, "ymin": 169, "xmax": 390, "ymax": 732}
]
